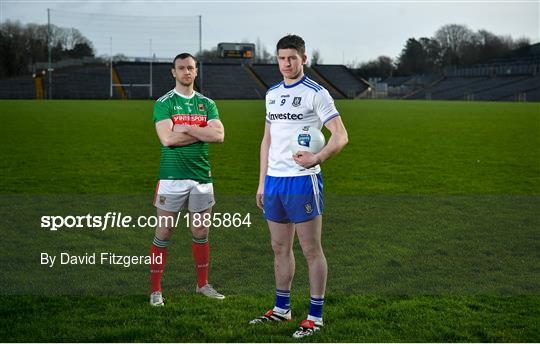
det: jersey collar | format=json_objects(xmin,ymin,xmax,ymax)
[
  {"xmin": 283, "ymin": 75, "xmax": 306, "ymax": 89},
  {"xmin": 173, "ymin": 88, "xmax": 196, "ymax": 99}
]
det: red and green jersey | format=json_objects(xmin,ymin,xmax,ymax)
[{"xmin": 153, "ymin": 89, "xmax": 220, "ymax": 183}]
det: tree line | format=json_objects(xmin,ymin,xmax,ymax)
[
  {"xmin": 0, "ymin": 21, "xmax": 531, "ymax": 80},
  {"xmin": 354, "ymin": 24, "xmax": 530, "ymax": 79},
  {"xmin": 0, "ymin": 20, "xmax": 94, "ymax": 78}
]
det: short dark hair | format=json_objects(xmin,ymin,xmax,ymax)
[
  {"xmin": 172, "ymin": 53, "xmax": 197, "ymax": 67},
  {"xmin": 276, "ymin": 34, "xmax": 305, "ymax": 55}
]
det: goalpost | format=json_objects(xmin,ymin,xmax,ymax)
[
  {"xmin": 108, "ymin": 39, "xmax": 156, "ymax": 99},
  {"xmin": 48, "ymin": 9, "xmax": 201, "ymax": 99}
]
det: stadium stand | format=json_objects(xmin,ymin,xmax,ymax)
[
  {"xmin": 380, "ymin": 76, "xmax": 414, "ymax": 98},
  {"xmin": 442, "ymin": 76, "xmax": 530, "ymax": 100},
  {"xmin": 197, "ymin": 63, "xmax": 266, "ymax": 99},
  {"xmin": 115, "ymin": 62, "xmax": 152, "ymax": 99},
  {"xmin": 250, "ymin": 64, "xmax": 348, "ymax": 99},
  {"xmin": 475, "ymin": 75, "xmax": 540, "ymax": 101},
  {"xmin": 407, "ymin": 74, "xmax": 443, "ymax": 88},
  {"xmin": 517, "ymin": 86, "xmax": 540, "ymax": 102},
  {"xmin": 408, "ymin": 77, "xmax": 488, "ymax": 100},
  {"xmin": 41, "ymin": 64, "xmax": 111, "ymax": 99},
  {"xmin": 0, "ymin": 76, "xmax": 36, "ymax": 99},
  {"xmin": 114, "ymin": 61, "xmax": 179, "ymax": 99},
  {"xmin": 1, "ymin": 43, "xmax": 538, "ymax": 101},
  {"xmin": 304, "ymin": 67, "xmax": 344, "ymax": 99},
  {"xmin": 405, "ymin": 75, "xmax": 540, "ymax": 101},
  {"xmin": 150, "ymin": 64, "xmax": 176, "ymax": 98},
  {"xmin": 250, "ymin": 64, "xmax": 283, "ymax": 87},
  {"xmin": 382, "ymin": 76, "xmax": 413, "ymax": 88},
  {"xmin": 312, "ymin": 64, "xmax": 369, "ymax": 98},
  {"xmin": 376, "ymin": 74, "xmax": 443, "ymax": 98},
  {"xmin": 403, "ymin": 43, "xmax": 540, "ymax": 101}
]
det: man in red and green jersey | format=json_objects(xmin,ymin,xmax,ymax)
[{"xmin": 149, "ymin": 53, "xmax": 225, "ymax": 306}]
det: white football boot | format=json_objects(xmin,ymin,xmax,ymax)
[{"xmin": 196, "ymin": 284, "xmax": 225, "ymax": 300}]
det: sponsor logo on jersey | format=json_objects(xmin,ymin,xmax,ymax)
[
  {"xmin": 172, "ymin": 114, "xmax": 207, "ymax": 127},
  {"xmin": 281, "ymin": 94, "xmax": 290, "ymax": 98},
  {"xmin": 172, "ymin": 114, "xmax": 191, "ymax": 124},
  {"xmin": 292, "ymin": 97, "xmax": 302, "ymax": 107},
  {"xmin": 190, "ymin": 115, "xmax": 207, "ymax": 123},
  {"xmin": 269, "ymin": 99, "xmax": 275, "ymax": 104},
  {"xmin": 268, "ymin": 112, "xmax": 304, "ymax": 121}
]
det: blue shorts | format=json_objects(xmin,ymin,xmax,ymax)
[{"xmin": 263, "ymin": 173, "xmax": 323, "ymax": 224}]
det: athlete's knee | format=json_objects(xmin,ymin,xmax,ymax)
[
  {"xmin": 300, "ymin": 243, "xmax": 324, "ymax": 262},
  {"xmin": 271, "ymin": 239, "xmax": 293, "ymax": 257},
  {"xmin": 155, "ymin": 226, "xmax": 174, "ymax": 241},
  {"xmin": 191, "ymin": 226, "xmax": 209, "ymax": 238}
]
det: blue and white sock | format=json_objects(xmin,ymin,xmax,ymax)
[
  {"xmin": 273, "ymin": 289, "xmax": 291, "ymax": 314},
  {"xmin": 307, "ymin": 296, "xmax": 324, "ymax": 323}
]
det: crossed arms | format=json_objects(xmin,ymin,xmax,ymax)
[{"xmin": 155, "ymin": 118, "xmax": 225, "ymax": 147}]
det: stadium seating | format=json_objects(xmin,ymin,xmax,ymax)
[
  {"xmin": 407, "ymin": 77, "xmax": 487, "ymax": 100},
  {"xmin": 0, "ymin": 76, "xmax": 36, "ymax": 99},
  {"xmin": 114, "ymin": 62, "xmax": 178, "ymax": 99},
  {"xmin": 382, "ymin": 76, "xmax": 412, "ymax": 87},
  {"xmin": 443, "ymin": 76, "xmax": 530, "ymax": 100},
  {"xmin": 197, "ymin": 63, "xmax": 266, "ymax": 99},
  {"xmin": 250, "ymin": 64, "xmax": 346, "ymax": 99},
  {"xmin": 42, "ymin": 64, "xmax": 111, "ymax": 99},
  {"xmin": 313, "ymin": 65, "xmax": 369, "ymax": 98},
  {"xmin": 151, "ymin": 64, "xmax": 176, "ymax": 98},
  {"xmin": 519, "ymin": 87, "xmax": 540, "ymax": 102},
  {"xmin": 115, "ymin": 62, "xmax": 152, "ymax": 99},
  {"xmin": 250, "ymin": 64, "xmax": 283, "ymax": 87},
  {"xmin": 303, "ymin": 67, "xmax": 344, "ymax": 99},
  {"xmin": 475, "ymin": 75, "xmax": 540, "ymax": 101},
  {"xmin": 406, "ymin": 75, "xmax": 540, "ymax": 101},
  {"xmin": 380, "ymin": 76, "xmax": 415, "ymax": 98},
  {"xmin": 408, "ymin": 74, "xmax": 443, "ymax": 87},
  {"xmin": 0, "ymin": 57, "xmax": 538, "ymax": 102},
  {"xmin": 403, "ymin": 46, "xmax": 540, "ymax": 100}
]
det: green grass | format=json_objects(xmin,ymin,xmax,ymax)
[
  {"xmin": 2, "ymin": 100, "xmax": 538, "ymax": 195},
  {"xmin": 2, "ymin": 295, "xmax": 538, "ymax": 342},
  {"xmin": 0, "ymin": 99, "xmax": 539, "ymax": 342}
]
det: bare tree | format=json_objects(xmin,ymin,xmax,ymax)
[
  {"xmin": 0, "ymin": 20, "xmax": 94, "ymax": 77},
  {"xmin": 196, "ymin": 47, "xmax": 220, "ymax": 62},
  {"xmin": 255, "ymin": 38, "xmax": 275, "ymax": 64},
  {"xmin": 0, "ymin": 20, "xmax": 27, "ymax": 77},
  {"xmin": 356, "ymin": 55, "xmax": 395, "ymax": 78},
  {"xmin": 435, "ymin": 24, "xmax": 474, "ymax": 66},
  {"xmin": 310, "ymin": 49, "xmax": 322, "ymax": 66}
]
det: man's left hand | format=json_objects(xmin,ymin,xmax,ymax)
[{"xmin": 293, "ymin": 151, "xmax": 321, "ymax": 169}]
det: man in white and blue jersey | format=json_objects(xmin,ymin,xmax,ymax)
[{"xmin": 249, "ymin": 35, "xmax": 348, "ymax": 339}]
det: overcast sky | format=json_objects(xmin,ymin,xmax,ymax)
[{"xmin": 1, "ymin": 0, "xmax": 538, "ymax": 65}]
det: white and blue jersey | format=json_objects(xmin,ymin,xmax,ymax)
[
  {"xmin": 265, "ymin": 76, "xmax": 339, "ymax": 177},
  {"xmin": 264, "ymin": 75, "xmax": 339, "ymax": 223}
]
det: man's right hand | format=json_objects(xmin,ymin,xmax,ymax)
[
  {"xmin": 173, "ymin": 124, "xmax": 190, "ymax": 133},
  {"xmin": 256, "ymin": 185, "xmax": 264, "ymax": 210}
]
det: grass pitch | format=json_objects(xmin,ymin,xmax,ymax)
[{"xmin": 0, "ymin": 99, "xmax": 539, "ymax": 342}]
